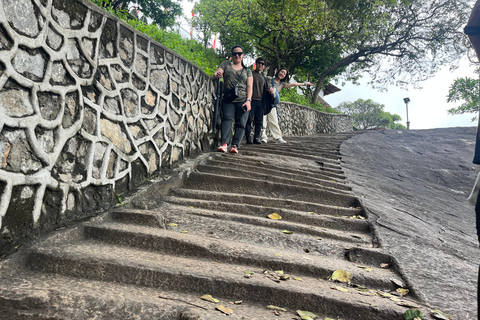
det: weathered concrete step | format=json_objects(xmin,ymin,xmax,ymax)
[
  {"xmin": 162, "ymin": 195, "xmax": 367, "ymax": 232},
  {"xmin": 168, "ymin": 188, "xmax": 362, "ymax": 217},
  {"xmin": 111, "ymin": 205, "xmax": 370, "ymax": 245},
  {"xmin": 197, "ymin": 159, "xmax": 351, "ymax": 191},
  {"xmin": 25, "ymin": 241, "xmax": 423, "ymax": 320},
  {"xmin": 195, "ymin": 164, "xmax": 351, "ymax": 194},
  {"xmin": 110, "ymin": 207, "xmax": 368, "ymax": 258},
  {"xmin": 182, "ymin": 172, "xmax": 359, "ymax": 207},
  {"xmin": 83, "ymin": 221, "xmax": 400, "ymax": 291},
  {"xmin": 242, "ymin": 143, "xmax": 342, "ymax": 161},
  {"xmin": 205, "ymin": 154, "xmax": 347, "ymax": 181},
  {"xmin": 239, "ymin": 149, "xmax": 344, "ymax": 172},
  {"xmin": 0, "ymin": 268, "xmax": 305, "ymax": 320}
]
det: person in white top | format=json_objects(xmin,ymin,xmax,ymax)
[{"xmin": 260, "ymin": 67, "xmax": 313, "ymax": 143}]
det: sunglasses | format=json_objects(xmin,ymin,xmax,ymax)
[
  {"xmin": 232, "ymin": 52, "xmax": 243, "ymax": 56},
  {"xmin": 257, "ymin": 62, "xmax": 265, "ymax": 65}
]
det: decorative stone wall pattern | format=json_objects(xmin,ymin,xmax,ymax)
[
  {"xmin": 275, "ymin": 102, "xmax": 353, "ymax": 136},
  {"xmin": 0, "ymin": 0, "xmax": 214, "ymax": 256}
]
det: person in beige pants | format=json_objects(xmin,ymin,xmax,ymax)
[{"xmin": 260, "ymin": 67, "xmax": 313, "ymax": 143}]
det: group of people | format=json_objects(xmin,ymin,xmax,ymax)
[{"xmin": 213, "ymin": 45, "xmax": 313, "ymax": 154}]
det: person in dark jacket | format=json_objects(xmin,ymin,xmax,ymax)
[{"xmin": 464, "ymin": 1, "xmax": 480, "ymax": 317}]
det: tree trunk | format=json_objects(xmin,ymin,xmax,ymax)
[{"xmin": 311, "ymin": 76, "xmax": 326, "ymax": 104}]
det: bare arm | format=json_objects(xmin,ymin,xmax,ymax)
[
  {"xmin": 242, "ymin": 76, "xmax": 253, "ymax": 111},
  {"xmin": 283, "ymin": 81, "xmax": 315, "ymax": 89}
]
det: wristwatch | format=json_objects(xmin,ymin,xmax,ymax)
[{"xmin": 247, "ymin": 98, "xmax": 252, "ymax": 101}]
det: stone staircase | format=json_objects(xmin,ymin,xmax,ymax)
[{"xmin": 0, "ymin": 133, "xmax": 430, "ymax": 320}]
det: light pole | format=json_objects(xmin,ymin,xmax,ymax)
[{"xmin": 403, "ymin": 97, "xmax": 410, "ymax": 130}]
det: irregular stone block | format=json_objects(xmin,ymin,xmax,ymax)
[
  {"xmin": 82, "ymin": 106, "xmax": 97, "ymax": 135},
  {"xmin": 104, "ymin": 96, "xmax": 121, "ymax": 115},
  {"xmin": 13, "ymin": 46, "xmax": 47, "ymax": 81},
  {"xmin": 51, "ymin": 0, "xmax": 87, "ymax": 30},
  {"xmin": 50, "ymin": 61, "xmax": 75, "ymax": 85},
  {"xmin": 38, "ymin": 91, "xmax": 61, "ymax": 120},
  {"xmin": 111, "ymin": 64, "xmax": 129, "ymax": 83},
  {"xmin": 62, "ymin": 91, "xmax": 80, "ymax": 129},
  {"xmin": 0, "ymin": 127, "xmax": 42, "ymax": 174},
  {"xmin": 100, "ymin": 118, "xmax": 132, "ymax": 155},
  {"xmin": 132, "ymin": 73, "xmax": 146, "ymax": 91},
  {"xmin": 150, "ymin": 69, "xmax": 169, "ymax": 95},
  {"xmin": 34, "ymin": 126, "xmax": 55, "ymax": 153},
  {"xmin": 0, "ymin": 24, "xmax": 13, "ymax": 50},
  {"xmin": 4, "ymin": 0, "xmax": 40, "ymax": 37},
  {"xmin": 0, "ymin": 86, "xmax": 34, "ymax": 118},
  {"xmin": 46, "ymin": 24, "xmax": 63, "ymax": 51},
  {"xmin": 99, "ymin": 19, "xmax": 117, "ymax": 59},
  {"xmin": 120, "ymin": 88, "xmax": 139, "ymax": 118}
]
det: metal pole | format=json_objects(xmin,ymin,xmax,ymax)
[{"xmin": 405, "ymin": 102, "xmax": 410, "ymax": 130}]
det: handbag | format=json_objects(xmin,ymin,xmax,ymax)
[
  {"xmin": 223, "ymin": 64, "xmax": 244, "ymax": 103},
  {"xmin": 263, "ymin": 77, "xmax": 276, "ymax": 115}
]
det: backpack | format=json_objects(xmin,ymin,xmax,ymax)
[{"xmin": 263, "ymin": 77, "xmax": 276, "ymax": 115}]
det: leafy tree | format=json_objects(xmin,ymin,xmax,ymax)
[
  {"xmin": 89, "ymin": 0, "xmax": 224, "ymax": 75},
  {"xmin": 94, "ymin": 0, "xmax": 183, "ymax": 29},
  {"xmin": 447, "ymin": 76, "xmax": 479, "ymax": 121},
  {"xmin": 336, "ymin": 99, "xmax": 406, "ymax": 130},
  {"xmin": 194, "ymin": 0, "xmax": 472, "ymax": 103}
]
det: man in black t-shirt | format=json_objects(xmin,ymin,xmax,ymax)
[{"xmin": 245, "ymin": 57, "xmax": 270, "ymax": 144}]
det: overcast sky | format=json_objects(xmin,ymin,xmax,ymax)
[{"xmin": 178, "ymin": 1, "xmax": 478, "ymax": 130}]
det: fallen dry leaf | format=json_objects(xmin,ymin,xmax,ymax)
[
  {"xmin": 267, "ymin": 305, "xmax": 287, "ymax": 312},
  {"xmin": 331, "ymin": 270, "xmax": 353, "ymax": 283},
  {"xmin": 268, "ymin": 213, "xmax": 282, "ymax": 220},
  {"xmin": 430, "ymin": 309, "xmax": 451, "ymax": 320},
  {"xmin": 216, "ymin": 305, "xmax": 233, "ymax": 315},
  {"xmin": 200, "ymin": 294, "xmax": 219, "ymax": 303}
]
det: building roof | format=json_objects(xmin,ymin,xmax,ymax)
[{"xmin": 323, "ymin": 83, "xmax": 341, "ymax": 96}]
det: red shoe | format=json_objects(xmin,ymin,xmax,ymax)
[
  {"xmin": 230, "ymin": 145, "xmax": 238, "ymax": 154},
  {"xmin": 218, "ymin": 142, "xmax": 228, "ymax": 153}
]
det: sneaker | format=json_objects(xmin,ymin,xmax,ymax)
[
  {"xmin": 275, "ymin": 138, "xmax": 287, "ymax": 143},
  {"xmin": 218, "ymin": 142, "xmax": 228, "ymax": 153},
  {"xmin": 246, "ymin": 138, "xmax": 253, "ymax": 144},
  {"xmin": 260, "ymin": 139, "xmax": 268, "ymax": 144},
  {"xmin": 230, "ymin": 145, "xmax": 238, "ymax": 154},
  {"xmin": 253, "ymin": 138, "xmax": 262, "ymax": 144}
]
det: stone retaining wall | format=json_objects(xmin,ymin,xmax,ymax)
[
  {"xmin": 0, "ymin": 0, "xmax": 352, "ymax": 257},
  {"xmin": 278, "ymin": 102, "xmax": 353, "ymax": 136}
]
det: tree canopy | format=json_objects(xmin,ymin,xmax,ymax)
[
  {"xmin": 195, "ymin": 0, "xmax": 473, "ymax": 103},
  {"xmin": 447, "ymin": 76, "xmax": 479, "ymax": 121},
  {"xmin": 99, "ymin": 0, "xmax": 183, "ymax": 29},
  {"xmin": 336, "ymin": 99, "xmax": 406, "ymax": 130}
]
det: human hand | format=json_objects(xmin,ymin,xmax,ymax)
[
  {"xmin": 242, "ymin": 100, "xmax": 251, "ymax": 111},
  {"xmin": 214, "ymin": 70, "xmax": 223, "ymax": 78},
  {"xmin": 268, "ymin": 87, "xmax": 274, "ymax": 94}
]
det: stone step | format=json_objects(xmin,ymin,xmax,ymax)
[
  {"xmin": 238, "ymin": 149, "xmax": 344, "ymax": 172},
  {"xmin": 109, "ymin": 207, "xmax": 369, "ymax": 258},
  {"xmin": 161, "ymin": 195, "xmax": 368, "ymax": 231},
  {"xmin": 25, "ymin": 240, "xmax": 424, "ymax": 320},
  {"xmin": 83, "ymin": 220, "xmax": 400, "ymax": 291},
  {"xmin": 0, "ymin": 268, "xmax": 312, "ymax": 320},
  {"xmin": 181, "ymin": 172, "xmax": 359, "ymax": 208},
  {"xmin": 196, "ymin": 161, "xmax": 352, "ymax": 192},
  {"xmin": 167, "ymin": 188, "xmax": 362, "ymax": 217},
  {"xmin": 204, "ymin": 154, "xmax": 347, "ymax": 181},
  {"xmin": 242, "ymin": 143, "xmax": 342, "ymax": 161}
]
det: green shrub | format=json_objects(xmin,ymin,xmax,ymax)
[{"xmin": 280, "ymin": 87, "xmax": 339, "ymax": 113}]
